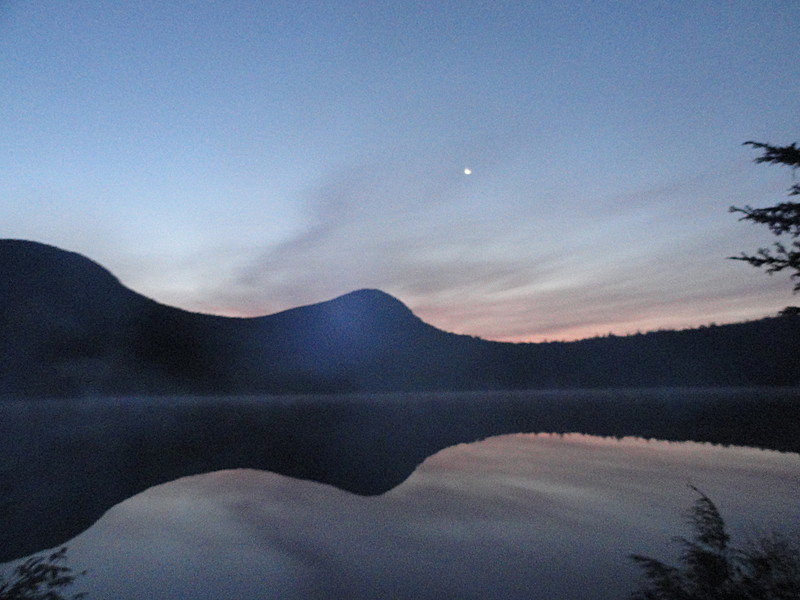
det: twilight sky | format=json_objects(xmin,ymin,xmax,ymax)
[{"xmin": 1, "ymin": 1, "xmax": 798, "ymax": 341}]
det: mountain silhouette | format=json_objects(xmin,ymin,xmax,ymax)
[
  {"xmin": 1, "ymin": 239, "xmax": 799, "ymax": 398},
  {"xmin": 2, "ymin": 240, "xmax": 800, "ymax": 563}
]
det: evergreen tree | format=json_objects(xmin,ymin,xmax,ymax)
[{"xmin": 730, "ymin": 140, "xmax": 800, "ymax": 292}]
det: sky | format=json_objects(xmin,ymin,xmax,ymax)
[{"xmin": 1, "ymin": 1, "xmax": 798, "ymax": 342}]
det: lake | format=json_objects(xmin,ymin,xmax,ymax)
[
  {"xmin": 34, "ymin": 436, "xmax": 800, "ymax": 599},
  {"xmin": 2, "ymin": 390, "xmax": 799, "ymax": 599}
]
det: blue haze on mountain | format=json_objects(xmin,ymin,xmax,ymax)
[{"xmin": 2, "ymin": 239, "xmax": 799, "ymax": 399}]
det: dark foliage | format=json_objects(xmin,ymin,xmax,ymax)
[
  {"xmin": 745, "ymin": 141, "xmax": 800, "ymax": 175},
  {"xmin": 0, "ymin": 547, "xmax": 86, "ymax": 600},
  {"xmin": 730, "ymin": 140, "xmax": 800, "ymax": 291},
  {"xmin": 629, "ymin": 486, "xmax": 800, "ymax": 599}
]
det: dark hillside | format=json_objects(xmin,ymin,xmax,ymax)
[
  {"xmin": 0, "ymin": 240, "xmax": 245, "ymax": 395},
  {"xmin": 0, "ymin": 240, "xmax": 143, "ymax": 395},
  {"xmin": 488, "ymin": 318, "xmax": 800, "ymax": 389},
  {"xmin": 1, "ymin": 239, "xmax": 798, "ymax": 397},
  {"xmin": 249, "ymin": 289, "xmax": 491, "ymax": 391}
]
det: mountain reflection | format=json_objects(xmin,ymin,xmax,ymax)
[
  {"xmin": 64, "ymin": 433, "xmax": 800, "ymax": 600},
  {"xmin": 2, "ymin": 388, "xmax": 799, "ymax": 564}
]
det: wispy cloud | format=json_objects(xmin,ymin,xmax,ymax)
[{"xmin": 184, "ymin": 158, "xmax": 791, "ymax": 342}]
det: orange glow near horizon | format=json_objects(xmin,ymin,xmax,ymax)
[{"xmin": 178, "ymin": 295, "xmax": 783, "ymax": 344}]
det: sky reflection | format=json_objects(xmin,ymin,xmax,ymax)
[{"xmin": 51, "ymin": 434, "xmax": 800, "ymax": 600}]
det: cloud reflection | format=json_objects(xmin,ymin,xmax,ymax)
[{"xmin": 67, "ymin": 434, "xmax": 800, "ymax": 600}]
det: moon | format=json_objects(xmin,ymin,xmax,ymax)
[{"xmin": 463, "ymin": 168, "xmax": 472, "ymax": 175}]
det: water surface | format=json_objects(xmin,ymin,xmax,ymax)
[{"xmin": 60, "ymin": 433, "xmax": 800, "ymax": 600}]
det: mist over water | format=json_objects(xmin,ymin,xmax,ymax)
[{"xmin": 59, "ymin": 433, "xmax": 799, "ymax": 600}]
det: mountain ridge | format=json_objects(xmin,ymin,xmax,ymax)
[{"xmin": 1, "ymin": 239, "xmax": 798, "ymax": 397}]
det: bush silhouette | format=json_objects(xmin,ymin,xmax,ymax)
[
  {"xmin": 629, "ymin": 485, "xmax": 800, "ymax": 599},
  {"xmin": 0, "ymin": 547, "xmax": 86, "ymax": 600}
]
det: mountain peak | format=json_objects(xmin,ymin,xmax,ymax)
[
  {"xmin": 3, "ymin": 238, "xmax": 799, "ymax": 398},
  {"xmin": 0, "ymin": 239, "xmax": 126, "ymax": 305},
  {"xmin": 270, "ymin": 288, "xmax": 420, "ymax": 324},
  {"xmin": 314, "ymin": 288, "xmax": 425, "ymax": 330},
  {"xmin": 329, "ymin": 288, "xmax": 410, "ymax": 310}
]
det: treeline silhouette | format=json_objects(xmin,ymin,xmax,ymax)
[{"xmin": 1, "ymin": 239, "xmax": 798, "ymax": 398}]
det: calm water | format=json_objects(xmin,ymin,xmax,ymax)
[{"xmin": 47, "ymin": 432, "xmax": 800, "ymax": 600}]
